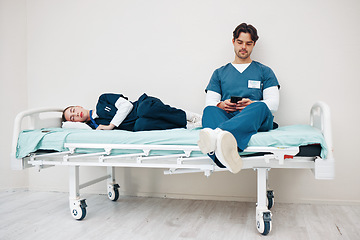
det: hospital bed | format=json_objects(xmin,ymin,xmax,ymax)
[{"xmin": 11, "ymin": 101, "xmax": 334, "ymax": 236}]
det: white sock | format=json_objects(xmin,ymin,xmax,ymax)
[{"xmin": 185, "ymin": 110, "xmax": 201, "ymax": 122}]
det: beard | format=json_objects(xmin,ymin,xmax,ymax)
[{"xmin": 236, "ymin": 49, "xmax": 251, "ymax": 60}]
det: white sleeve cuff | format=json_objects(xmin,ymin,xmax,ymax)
[
  {"xmin": 205, "ymin": 90, "xmax": 221, "ymax": 107},
  {"xmin": 262, "ymin": 86, "xmax": 279, "ymax": 113}
]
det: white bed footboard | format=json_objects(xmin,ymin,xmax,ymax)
[
  {"xmin": 11, "ymin": 107, "xmax": 63, "ymax": 170},
  {"xmin": 310, "ymin": 101, "xmax": 335, "ymax": 179}
]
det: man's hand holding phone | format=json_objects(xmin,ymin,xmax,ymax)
[
  {"xmin": 217, "ymin": 96, "xmax": 254, "ymax": 112},
  {"xmin": 230, "ymin": 96, "xmax": 243, "ymax": 103}
]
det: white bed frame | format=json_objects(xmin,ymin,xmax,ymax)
[{"xmin": 11, "ymin": 101, "xmax": 334, "ymax": 236}]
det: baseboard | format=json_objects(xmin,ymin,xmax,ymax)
[
  {"xmin": 118, "ymin": 190, "xmax": 360, "ymax": 206},
  {"xmin": 121, "ymin": 190, "xmax": 257, "ymax": 203},
  {"xmin": 6, "ymin": 187, "xmax": 360, "ymax": 206},
  {"xmin": 0, "ymin": 186, "xmax": 29, "ymax": 192}
]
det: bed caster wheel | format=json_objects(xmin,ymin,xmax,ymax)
[
  {"xmin": 70, "ymin": 199, "xmax": 87, "ymax": 220},
  {"xmin": 256, "ymin": 210, "xmax": 272, "ymax": 235},
  {"xmin": 267, "ymin": 190, "xmax": 274, "ymax": 209},
  {"xmin": 108, "ymin": 184, "xmax": 120, "ymax": 201}
]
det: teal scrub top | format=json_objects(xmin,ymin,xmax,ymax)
[{"xmin": 205, "ymin": 61, "xmax": 279, "ymax": 101}]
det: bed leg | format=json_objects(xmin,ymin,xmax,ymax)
[
  {"xmin": 255, "ymin": 168, "xmax": 272, "ymax": 235},
  {"xmin": 69, "ymin": 166, "xmax": 80, "ymax": 200},
  {"xmin": 107, "ymin": 167, "xmax": 119, "ymax": 201},
  {"xmin": 69, "ymin": 166, "xmax": 87, "ymax": 220},
  {"xmin": 266, "ymin": 170, "xmax": 274, "ymax": 210}
]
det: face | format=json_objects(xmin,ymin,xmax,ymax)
[
  {"xmin": 232, "ymin": 32, "xmax": 255, "ymax": 63},
  {"xmin": 64, "ymin": 106, "xmax": 89, "ymax": 122}
]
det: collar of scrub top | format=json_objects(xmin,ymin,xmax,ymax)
[{"xmin": 89, "ymin": 110, "xmax": 99, "ymax": 129}]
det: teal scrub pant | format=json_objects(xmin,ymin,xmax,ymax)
[{"xmin": 202, "ymin": 101, "xmax": 274, "ymax": 152}]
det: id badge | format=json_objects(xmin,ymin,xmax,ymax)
[{"xmin": 248, "ymin": 80, "xmax": 261, "ymax": 89}]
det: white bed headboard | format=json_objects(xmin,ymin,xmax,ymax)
[{"xmin": 11, "ymin": 108, "xmax": 63, "ymax": 169}]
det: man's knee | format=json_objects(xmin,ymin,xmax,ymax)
[
  {"xmin": 249, "ymin": 101, "xmax": 271, "ymax": 112},
  {"xmin": 203, "ymin": 105, "xmax": 220, "ymax": 116}
]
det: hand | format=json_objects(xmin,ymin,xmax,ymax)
[
  {"xmin": 217, "ymin": 98, "xmax": 254, "ymax": 112},
  {"xmin": 96, "ymin": 124, "xmax": 115, "ymax": 130},
  {"xmin": 217, "ymin": 99, "xmax": 237, "ymax": 112},
  {"xmin": 236, "ymin": 98, "xmax": 254, "ymax": 111}
]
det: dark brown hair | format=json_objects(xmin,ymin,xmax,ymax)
[
  {"xmin": 233, "ymin": 23, "xmax": 259, "ymax": 43},
  {"xmin": 62, "ymin": 106, "xmax": 73, "ymax": 122}
]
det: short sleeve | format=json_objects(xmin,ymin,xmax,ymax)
[
  {"xmin": 205, "ymin": 70, "xmax": 222, "ymax": 94},
  {"xmin": 262, "ymin": 67, "xmax": 279, "ymax": 90}
]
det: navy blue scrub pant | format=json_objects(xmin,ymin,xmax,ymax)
[
  {"xmin": 202, "ymin": 102, "xmax": 274, "ymax": 167},
  {"xmin": 133, "ymin": 96, "xmax": 187, "ymax": 131}
]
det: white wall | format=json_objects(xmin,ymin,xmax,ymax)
[
  {"xmin": 0, "ymin": 0, "xmax": 28, "ymax": 190},
  {"xmin": 2, "ymin": 0, "xmax": 360, "ymax": 204}
]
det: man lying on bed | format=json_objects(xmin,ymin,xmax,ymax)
[
  {"xmin": 62, "ymin": 93, "xmax": 201, "ymax": 131},
  {"xmin": 198, "ymin": 23, "xmax": 280, "ymax": 174}
]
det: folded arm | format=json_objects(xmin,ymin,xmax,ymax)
[{"xmin": 205, "ymin": 86, "xmax": 279, "ymax": 113}]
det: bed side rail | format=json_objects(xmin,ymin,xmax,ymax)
[
  {"xmin": 11, "ymin": 108, "xmax": 63, "ymax": 170},
  {"xmin": 310, "ymin": 101, "xmax": 334, "ymax": 179}
]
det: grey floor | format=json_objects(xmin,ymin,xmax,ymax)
[{"xmin": 0, "ymin": 190, "xmax": 359, "ymax": 240}]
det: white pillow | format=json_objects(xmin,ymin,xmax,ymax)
[{"xmin": 62, "ymin": 121, "xmax": 92, "ymax": 130}]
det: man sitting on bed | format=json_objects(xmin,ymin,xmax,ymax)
[
  {"xmin": 62, "ymin": 93, "xmax": 201, "ymax": 131},
  {"xmin": 198, "ymin": 23, "xmax": 280, "ymax": 174}
]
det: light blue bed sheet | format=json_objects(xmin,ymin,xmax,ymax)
[{"xmin": 16, "ymin": 125, "xmax": 327, "ymax": 159}]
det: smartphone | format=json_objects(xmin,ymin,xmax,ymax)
[{"xmin": 230, "ymin": 96, "xmax": 243, "ymax": 103}]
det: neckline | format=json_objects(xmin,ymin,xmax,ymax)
[{"xmin": 230, "ymin": 61, "xmax": 252, "ymax": 74}]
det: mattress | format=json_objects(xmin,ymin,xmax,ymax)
[{"xmin": 16, "ymin": 125, "xmax": 327, "ymax": 159}]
